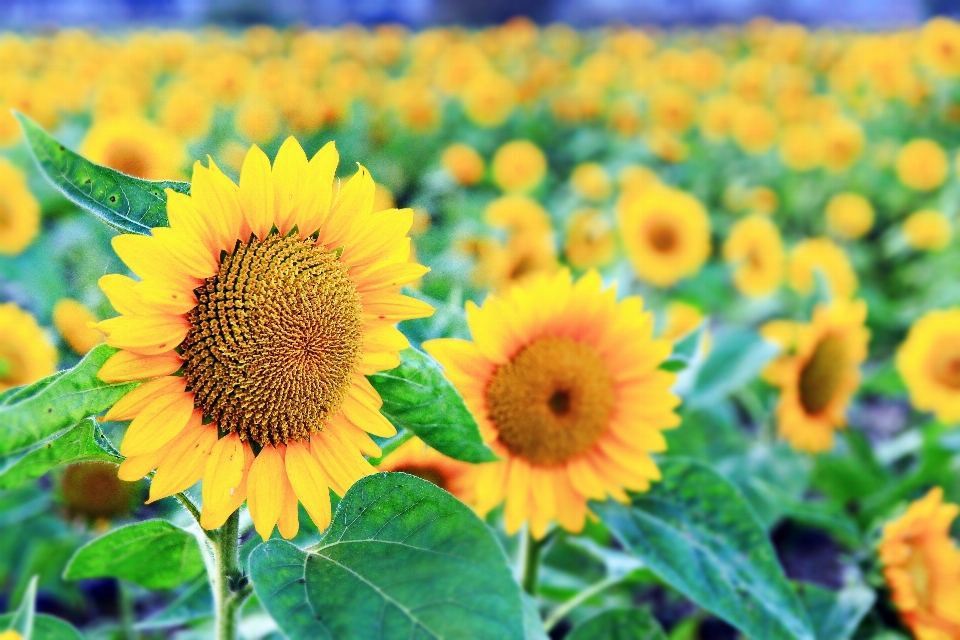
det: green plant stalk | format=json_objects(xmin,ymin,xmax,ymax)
[
  {"xmin": 543, "ymin": 574, "xmax": 623, "ymax": 632},
  {"xmin": 521, "ymin": 530, "xmax": 544, "ymax": 596},
  {"xmin": 212, "ymin": 510, "xmax": 251, "ymax": 640}
]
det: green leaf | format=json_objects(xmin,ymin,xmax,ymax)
[
  {"xmin": 136, "ymin": 577, "xmax": 212, "ymax": 630},
  {"xmin": 369, "ymin": 348, "xmax": 496, "ymax": 463},
  {"xmin": 250, "ymin": 472, "xmax": 525, "ymax": 640},
  {"xmin": 687, "ymin": 328, "xmax": 779, "ymax": 407},
  {"xmin": 796, "ymin": 582, "xmax": 875, "ymax": 640},
  {"xmin": 4, "ymin": 575, "xmax": 37, "ymax": 637},
  {"xmin": 566, "ymin": 609, "xmax": 667, "ymax": 640},
  {"xmin": 64, "ymin": 520, "xmax": 205, "ymax": 590},
  {"xmin": 661, "ymin": 321, "xmax": 706, "ymax": 372},
  {"xmin": 523, "ymin": 593, "xmax": 549, "ymax": 640},
  {"xmin": 593, "ymin": 458, "xmax": 815, "ymax": 640},
  {"xmin": 0, "ymin": 345, "xmax": 137, "ymax": 458},
  {"xmin": 0, "ymin": 614, "xmax": 82, "ymax": 640},
  {"xmin": 0, "ymin": 419, "xmax": 120, "ymax": 490},
  {"xmin": 15, "ymin": 112, "xmax": 189, "ymax": 235}
]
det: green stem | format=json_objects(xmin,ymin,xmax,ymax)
[
  {"xmin": 117, "ymin": 579, "xmax": 139, "ymax": 640},
  {"xmin": 543, "ymin": 575, "xmax": 623, "ymax": 632},
  {"xmin": 521, "ymin": 530, "xmax": 544, "ymax": 596},
  {"xmin": 212, "ymin": 510, "xmax": 250, "ymax": 640}
]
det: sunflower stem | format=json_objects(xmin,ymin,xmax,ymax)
[
  {"xmin": 213, "ymin": 509, "xmax": 248, "ymax": 640},
  {"xmin": 521, "ymin": 530, "xmax": 544, "ymax": 595},
  {"xmin": 543, "ymin": 574, "xmax": 623, "ymax": 632}
]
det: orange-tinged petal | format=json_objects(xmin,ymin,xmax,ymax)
[
  {"xmin": 105, "ymin": 376, "xmax": 186, "ymax": 422},
  {"xmin": 284, "ymin": 440, "xmax": 332, "ymax": 532},
  {"xmin": 239, "ymin": 145, "xmax": 275, "ymax": 240},
  {"xmin": 504, "ymin": 458, "xmax": 531, "ymax": 536},
  {"xmin": 98, "ymin": 314, "xmax": 190, "ymax": 355},
  {"xmin": 339, "ymin": 395, "xmax": 397, "ymax": 438},
  {"xmin": 247, "ymin": 444, "xmax": 285, "ymax": 540},
  {"xmin": 118, "ymin": 448, "xmax": 166, "ymax": 481},
  {"xmin": 276, "ymin": 454, "xmax": 300, "ymax": 539},
  {"xmin": 137, "ymin": 280, "xmax": 198, "ymax": 315},
  {"xmin": 422, "ymin": 338, "xmax": 495, "ymax": 382},
  {"xmin": 200, "ymin": 433, "xmax": 246, "ymax": 528},
  {"xmin": 272, "ymin": 137, "xmax": 308, "ymax": 235},
  {"xmin": 148, "ymin": 416, "xmax": 217, "ymax": 502},
  {"xmin": 332, "ymin": 417, "xmax": 383, "ymax": 458},
  {"xmin": 98, "ymin": 350, "xmax": 183, "ymax": 383},
  {"xmin": 120, "ymin": 392, "xmax": 195, "ymax": 457},
  {"xmin": 349, "ymin": 374, "xmax": 382, "ymax": 409}
]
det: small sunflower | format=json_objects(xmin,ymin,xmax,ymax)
[
  {"xmin": 0, "ymin": 302, "xmax": 57, "ymax": 392},
  {"xmin": 441, "ymin": 143, "xmax": 485, "ymax": 186},
  {"xmin": 563, "ymin": 208, "xmax": 616, "ymax": 270},
  {"xmin": 52, "ymin": 299, "xmax": 103, "ymax": 355},
  {"xmin": 903, "ymin": 210, "xmax": 952, "ymax": 252},
  {"xmin": 896, "ymin": 139, "xmax": 948, "ymax": 192},
  {"xmin": 491, "ymin": 140, "xmax": 547, "ymax": 194},
  {"xmin": 424, "ymin": 270, "xmax": 680, "ymax": 538},
  {"xmin": 0, "ymin": 158, "xmax": 41, "ymax": 256},
  {"xmin": 897, "ymin": 309, "xmax": 960, "ymax": 424},
  {"xmin": 81, "ymin": 116, "xmax": 185, "ymax": 181},
  {"xmin": 95, "ymin": 138, "xmax": 434, "ymax": 539},
  {"xmin": 825, "ymin": 193, "xmax": 874, "ymax": 240},
  {"xmin": 722, "ymin": 215, "xmax": 784, "ymax": 297},
  {"xmin": 617, "ymin": 185, "xmax": 711, "ymax": 288},
  {"xmin": 879, "ymin": 488, "xmax": 960, "ymax": 639},
  {"xmin": 788, "ymin": 238, "xmax": 858, "ymax": 299},
  {"xmin": 570, "ymin": 163, "xmax": 612, "ymax": 202},
  {"xmin": 376, "ymin": 437, "xmax": 476, "ymax": 505},
  {"xmin": 765, "ymin": 299, "xmax": 869, "ymax": 453}
]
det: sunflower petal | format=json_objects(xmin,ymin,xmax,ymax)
[
  {"xmin": 239, "ymin": 144, "xmax": 276, "ymax": 240},
  {"xmin": 148, "ymin": 415, "xmax": 217, "ymax": 503},
  {"xmin": 98, "ymin": 350, "xmax": 183, "ymax": 383},
  {"xmin": 200, "ymin": 433, "xmax": 246, "ymax": 529},
  {"xmin": 105, "ymin": 376, "xmax": 186, "ymax": 422},
  {"xmin": 120, "ymin": 392, "xmax": 195, "ymax": 457},
  {"xmin": 247, "ymin": 444, "xmax": 286, "ymax": 540},
  {"xmin": 284, "ymin": 440, "xmax": 332, "ymax": 532}
]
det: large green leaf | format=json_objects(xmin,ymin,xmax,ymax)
[
  {"xmin": 16, "ymin": 113, "xmax": 189, "ymax": 235},
  {"xmin": 593, "ymin": 458, "xmax": 815, "ymax": 640},
  {"xmin": 0, "ymin": 419, "xmax": 120, "ymax": 490},
  {"xmin": 687, "ymin": 328, "xmax": 779, "ymax": 407},
  {"xmin": 0, "ymin": 345, "xmax": 137, "ymax": 457},
  {"xmin": 369, "ymin": 348, "xmax": 496, "ymax": 463},
  {"xmin": 796, "ymin": 582, "xmax": 875, "ymax": 640},
  {"xmin": 64, "ymin": 520, "xmax": 205, "ymax": 590},
  {"xmin": 566, "ymin": 609, "xmax": 666, "ymax": 640},
  {"xmin": 250, "ymin": 472, "xmax": 524, "ymax": 640}
]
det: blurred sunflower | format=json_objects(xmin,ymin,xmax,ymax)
[
  {"xmin": 563, "ymin": 208, "xmax": 616, "ymax": 270},
  {"xmin": 732, "ymin": 103, "xmax": 779, "ymax": 155},
  {"xmin": 722, "ymin": 215, "xmax": 784, "ymax": 297},
  {"xmin": 0, "ymin": 302, "xmax": 57, "ymax": 392},
  {"xmin": 897, "ymin": 309, "xmax": 960, "ymax": 423},
  {"xmin": 903, "ymin": 209, "xmax": 952, "ymax": 251},
  {"xmin": 441, "ymin": 143, "xmax": 485, "ymax": 186},
  {"xmin": 376, "ymin": 437, "xmax": 476, "ymax": 505},
  {"xmin": 617, "ymin": 185, "xmax": 711, "ymax": 287},
  {"xmin": 570, "ymin": 162, "xmax": 612, "ymax": 201},
  {"xmin": 0, "ymin": 158, "xmax": 40, "ymax": 256},
  {"xmin": 779, "ymin": 123, "xmax": 824, "ymax": 172},
  {"xmin": 879, "ymin": 488, "xmax": 960, "ymax": 639},
  {"xmin": 896, "ymin": 139, "xmax": 948, "ymax": 192},
  {"xmin": 788, "ymin": 238, "xmax": 858, "ymax": 299},
  {"xmin": 462, "ymin": 72, "xmax": 517, "ymax": 128},
  {"xmin": 424, "ymin": 270, "xmax": 680, "ymax": 538},
  {"xmin": 765, "ymin": 299, "xmax": 869, "ymax": 453},
  {"xmin": 94, "ymin": 138, "xmax": 434, "ymax": 539},
  {"xmin": 81, "ymin": 116, "xmax": 185, "ymax": 181},
  {"xmin": 821, "ymin": 117, "xmax": 864, "ymax": 172},
  {"xmin": 825, "ymin": 193, "xmax": 874, "ymax": 240},
  {"xmin": 917, "ymin": 17, "xmax": 960, "ymax": 77},
  {"xmin": 234, "ymin": 97, "xmax": 280, "ymax": 145},
  {"xmin": 52, "ymin": 298, "xmax": 103, "ymax": 355},
  {"xmin": 492, "ymin": 140, "xmax": 547, "ymax": 194},
  {"xmin": 61, "ymin": 462, "xmax": 137, "ymax": 524}
]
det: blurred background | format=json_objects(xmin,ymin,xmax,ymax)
[{"xmin": 0, "ymin": 0, "xmax": 956, "ymax": 29}]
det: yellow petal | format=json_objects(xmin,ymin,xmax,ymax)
[
  {"xmin": 362, "ymin": 292, "xmax": 435, "ymax": 322},
  {"xmin": 272, "ymin": 137, "xmax": 308, "ymax": 235},
  {"xmin": 239, "ymin": 144, "xmax": 275, "ymax": 240},
  {"xmin": 105, "ymin": 376, "xmax": 186, "ymax": 422},
  {"xmin": 355, "ymin": 261, "xmax": 430, "ymax": 294},
  {"xmin": 363, "ymin": 325, "xmax": 410, "ymax": 353},
  {"xmin": 321, "ymin": 164, "xmax": 375, "ymax": 250},
  {"xmin": 276, "ymin": 455, "xmax": 300, "ymax": 540},
  {"xmin": 166, "ymin": 189, "xmax": 212, "ymax": 248},
  {"xmin": 504, "ymin": 458, "xmax": 531, "ymax": 536},
  {"xmin": 200, "ymin": 433, "xmax": 246, "ymax": 528},
  {"xmin": 190, "ymin": 161, "xmax": 242, "ymax": 250},
  {"xmin": 152, "ymin": 227, "xmax": 218, "ymax": 280},
  {"xmin": 344, "ymin": 208, "xmax": 414, "ymax": 267},
  {"xmin": 118, "ymin": 448, "xmax": 166, "ymax": 481},
  {"xmin": 98, "ymin": 350, "xmax": 183, "ymax": 383},
  {"xmin": 295, "ymin": 141, "xmax": 339, "ymax": 238},
  {"xmin": 98, "ymin": 314, "xmax": 190, "ymax": 356},
  {"xmin": 247, "ymin": 444, "xmax": 285, "ymax": 540},
  {"xmin": 120, "ymin": 392, "xmax": 195, "ymax": 457},
  {"xmin": 111, "ymin": 234, "xmax": 198, "ymax": 289},
  {"xmin": 148, "ymin": 415, "xmax": 217, "ymax": 502},
  {"xmin": 284, "ymin": 440, "xmax": 332, "ymax": 532},
  {"xmin": 339, "ymin": 395, "xmax": 397, "ymax": 438},
  {"xmin": 99, "ymin": 274, "xmax": 147, "ymax": 316}
]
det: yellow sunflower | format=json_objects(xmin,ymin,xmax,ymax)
[
  {"xmin": 896, "ymin": 309, "xmax": 960, "ymax": 424},
  {"xmin": 879, "ymin": 488, "xmax": 960, "ymax": 639},
  {"xmin": 722, "ymin": 215, "xmax": 784, "ymax": 297},
  {"xmin": 52, "ymin": 298, "xmax": 103, "ymax": 355},
  {"xmin": 903, "ymin": 210, "xmax": 952, "ymax": 252},
  {"xmin": 918, "ymin": 17, "xmax": 960, "ymax": 78},
  {"xmin": 95, "ymin": 138, "xmax": 434, "ymax": 539},
  {"xmin": 764, "ymin": 299, "xmax": 869, "ymax": 453},
  {"xmin": 825, "ymin": 193, "xmax": 874, "ymax": 240},
  {"xmin": 788, "ymin": 238, "xmax": 858, "ymax": 299},
  {"xmin": 441, "ymin": 143, "xmax": 485, "ymax": 186},
  {"xmin": 81, "ymin": 116, "xmax": 185, "ymax": 181},
  {"xmin": 563, "ymin": 208, "xmax": 616, "ymax": 270},
  {"xmin": 0, "ymin": 158, "xmax": 41, "ymax": 256},
  {"xmin": 491, "ymin": 140, "xmax": 547, "ymax": 194},
  {"xmin": 424, "ymin": 270, "xmax": 680, "ymax": 538},
  {"xmin": 617, "ymin": 185, "xmax": 711, "ymax": 288},
  {"xmin": 570, "ymin": 163, "xmax": 612, "ymax": 202},
  {"xmin": 376, "ymin": 437, "xmax": 477, "ymax": 505},
  {"xmin": 896, "ymin": 139, "xmax": 948, "ymax": 192},
  {"xmin": 0, "ymin": 302, "xmax": 57, "ymax": 392}
]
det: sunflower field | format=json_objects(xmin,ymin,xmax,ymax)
[{"xmin": 2, "ymin": 16, "xmax": 960, "ymax": 640}]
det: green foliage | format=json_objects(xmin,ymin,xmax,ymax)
[
  {"xmin": 16, "ymin": 113, "xmax": 189, "ymax": 235},
  {"xmin": 250, "ymin": 472, "xmax": 525, "ymax": 640},
  {"xmin": 661, "ymin": 321, "xmax": 707, "ymax": 372},
  {"xmin": 566, "ymin": 609, "xmax": 667, "ymax": 640},
  {"xmin": 369, "ymin": 348, "xmax": 496, "ymax": 463},
  {"xmin": 593, "ymin": 457, "xmax": 816, "ymax": 640},
  {"xmin": 0, "ymin": 576, "xmax": 83, "ymax": 639},
  {"xmin": 687, "ymin": 328, "xmax": 779, "ymax": 406},
  {"xmin": 0, "ymin": 419, "xmax": 119, "ymax": 490},
  {"xmin": 64, "ymin": 520, "xmax": 205, "ymax": 590},
  {"xmin": 797, "ymin": 581, "xmax": 875, "ymax": 640},
  {"xmin": 0, "ymin": 345, "xmax": 137, "ymax": 458}
]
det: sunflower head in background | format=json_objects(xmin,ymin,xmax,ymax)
[
  {"xmin": 376, "ymin": 437, "xmax": 477, "ymax": 505},
  {"xmin": 425, "ymin": 270, "xmax": 680, "ymax": 538},
  {"xmin": 80, "ymin": 116, "xmax": 185, "ymax": 181},
  {"xmin": 0, "ymin": 158, "xmax": 41, "ymax": 256},
  {"xmin": 0, "ymin": 302, "xmax": 56, "ymax": 392},
  {"xmin": 897, "ymin": 308, "xmax": 960, "ymax": 424},
  {"xmin": 722, "ymin": 214, "xmax": 784, "ymax": 298},
  {"xmin": 94, "ymin": 138, "xmax": 434, "ymax": 539}
]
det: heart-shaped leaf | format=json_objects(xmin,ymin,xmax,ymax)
[{"xmin": 250, "ymin": 472, "xmax": 524, "ymax": 640}]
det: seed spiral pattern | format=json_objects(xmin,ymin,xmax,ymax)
[{"xmin": 180, "ymin": 233, "xmax": 363, "ymax": 446}]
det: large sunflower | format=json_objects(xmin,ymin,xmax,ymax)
[
  {"xmin": 424, "ymin": 270, "xmax": 680, "ymax": 538},
  {"xmin": 897, "ymin": 309, "xmax": 960, "ymax": 423},
  {"xmin": 96, "ymin": 138, "xmax": 434, "ymax": 539},
  {"xmin": 764, "ymin": 300, "xmax": 869, "ymax": 453}
]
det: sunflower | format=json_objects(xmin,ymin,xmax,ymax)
[
  {"xmin": 234, "ymin": 97, "xmax": 280, "ymax": 145},
  {"xmin": 879, "ymin": 488, "xmax": 960, "ymax": 639},
  {"xmin": 95, "ymin": 138, "xmax": 434, "ymax": 539},
  {"xmin": 376, "ymin": 437, "xmax": 476, "ymax": 505},
  {"xmin": 764, "ymin": 299, "xmax": 869, "ymax": 453},
  {"xmin": 896, "ymin": 139, "xmax": 948, "ymax": 192},
  {"xmin": 896, "ymin": 309, "xmax": 960, "ymax": 424},
  {"xmin": 821, "ymin": 117, "xmax": 864, "ymax": 172},
  {"xmin": 563, "ymin": 208, "xmax": 616, "ymax": 270},
  {"xmin": 0, "ymin": 302, "xmax": 57, "ymax": 392},
  {"xmin": 788, "ymin": 238, "xmax": 858, "ymax": 299},
  {"xmin": 81, "ymin": 116, "xmax": 185, "ymax": 181},
  {"xmin": 61, "ymin": 462, "xmax": 137, "ymax": 523},
  {"xmin": 462, "ymin": 72, "xmax": 517, "ymax": 128},
  {"xmin": 441, "ymin": 143, "xmax": 485, "ymax": 186},
  {"xmin": 779, "ymin": 123, "xmax": 824, "ymax": 172},
  {"xmin": 52, "ymin": 298, "xmax": 103, "ymax": 355},
  {"xmin": 0, "ymin": 158, "xmax": 40, "ymax": 256},
  {"xmin": 491, "ymin": 140, "xmax": 547, "ymax": 194},
  {"xmin": 570, "ymin": 163, "xmax": 612, "ymax": 202},
  {"xmin": 918, "ymin": 17, "xmax": 960, "ymax": 78},
  {"xmin": 825, "ymin": 193, "xmax": 874, "ymax": 240},
  {"xmin": 423, "ymin": 270, "xmax": 680, "ymax": 538},
  {"xmin": 617, "ymin": 185, "xmax": 711, "ymax": 288},
  {"xmin": 903, "ymin": 210, "xmax": 952, "ymax": 251},
  {"xmin": 722, "ymin": 215, "xmax": 784, "ymax": 297},
  {"xmin": 732, "ymin": 103, "xmax": 779, "ymax": 155}
]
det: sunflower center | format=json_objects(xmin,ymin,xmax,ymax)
[
  {"xmin": 485, "ymin": 337, "xmax": 615, "ymax": 466},
  {"xmin": 647, "ymin": 219, "xmax": 678, "ymax": 253},
  {"xmin": 104, "ymin": 141, "xmax": 152, "ymax": 179},
  {"xmin": 798, "ymin": 332, "xmax": 847, "ymax": 415},
  {"xmin": 180, "ymin": 233, "xmax": 363, "ymax": 446},
  {"xmin": 930, "ymin": 341, "xmax": 960, "ymax": 390}
]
